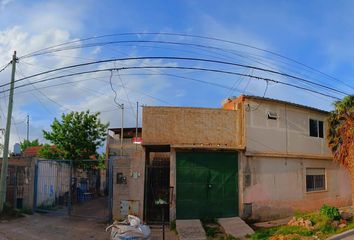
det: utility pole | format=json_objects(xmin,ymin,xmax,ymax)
[
  {"xmin": 120, "ymin": 104, "xmax": 124, "ymax": 156},
  {"xmin": 135, "ymin": 102, "xmax": 139, "ymax": 150},
  {"xmin": 26, "ymin": 115, "xmax": 29, "ymax": 141},
  {"xmin": 0, "ymin": 51, "xmax": 17, "ymax": 212}
]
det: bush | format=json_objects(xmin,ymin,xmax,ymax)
[
  {"xmin": 0, "ymin": 203, "xmax": 24, "ymax": 218},
  {"xmin": 20, "ymin": 207, "xmax": 33, "ymax": 215},
  {"xmin": 320, "ymin": 204, "xmax": 341, "ymax": 220}
]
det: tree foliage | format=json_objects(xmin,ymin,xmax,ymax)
[
  {"xmin": 327, "ymin": 95, "xmax": 354, "ymax": 168},
  {"xmin": 42, "ymin": 111, "xmax": 108, "ymax": 161},
  {"xmin": 20, "ymin": 139, "xmax": 41, "ymax": 152},
  {"xmin": 37, "ymin": 144, "xmax": 63, "ymax": 159}
]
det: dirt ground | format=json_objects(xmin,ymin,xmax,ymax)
[
  {"xmin": 71, "ymin": 197, "xmax": 109, "ymax": 220},
  {"xmin": 0, "ymin": 213, "xmax": 109, "ymax": 240},
  {"xmin": 0, "ymin": 213, "xmax": 177, "ymax": 240}
]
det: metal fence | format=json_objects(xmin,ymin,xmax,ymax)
[
  {"xmin": 33, "ymin": 160, "xmax": 71, "ymax": 215},
  {"xmin": 33, "ymin": 159, "xmax": 113, "ymax": 221}
]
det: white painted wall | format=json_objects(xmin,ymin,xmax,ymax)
[{"xmin": 245, "ymin": 98, "xmax": 330, "ymax": 156}]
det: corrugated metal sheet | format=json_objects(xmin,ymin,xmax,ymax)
[{"xmin": 36, "ymin": 161, "xmax": 71, "ymax": 207}]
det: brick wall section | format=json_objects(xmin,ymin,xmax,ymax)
[
  {"xmin": 112, "ymin": 146, "xmax": 145, "ymax": 220},
  {"xmin": 0, "ymin": 157, "xmax": 35, "ymax": 209},
  {"xmin": 142, "ymin": 106, "xmax": 244, "ymax": 148}
]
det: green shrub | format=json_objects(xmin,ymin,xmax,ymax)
[
  {"xmin": 0, "ymin": 203, "xmax": 24, "ymax": 218},
  {"xmin": 320, "ymin": 204, "xmax": 341, "ymax": 220},
  {"xmin": 20, "ymin": 207, "xmax": 33, "ymax": 215}
]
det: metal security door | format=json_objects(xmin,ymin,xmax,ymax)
[
  {"xmin": 146, "ymin": 156, "xmax": 170, "ymax": 223},
  {"xmin": 176, "ymin": 152, "xmax": 238, "ymax": 219}
]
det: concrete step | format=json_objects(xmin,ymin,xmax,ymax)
[
  {"xmin": 218, "ymin": 217, "xmax": 254, "ymax": 238},
  {"xmin": 176, "ymin": 219, "xmax": 207, "ymax": 240}
]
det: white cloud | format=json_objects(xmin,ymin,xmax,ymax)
[{"xmin": 0, "ymin": 0, "xmax": 12, "ymax": 10}]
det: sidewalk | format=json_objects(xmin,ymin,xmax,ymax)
[{"xmin": 327, "ymin": 229, "xmax": 354, "ymax": 240}]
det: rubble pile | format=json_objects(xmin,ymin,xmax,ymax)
[{"xmin": 287, "ymin": 217, "xmax": 313, "ymax": 230}]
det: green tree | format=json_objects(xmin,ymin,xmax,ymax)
[
  {"xmin": 42, "ymin": 111, "xmax": 108, "ymax": 163},
  {"xmin": 97, "ymin": 152, "xmax": 107, "ymax": 170},
  {"xmin": 20, "ymin": 139, "xmax": 41, "ymax": 152},
  {"xmin": 37, "ymin": 144, "xmax": 63, "ymax": 159},
  {"xmin": 327, "ymin": 95, "xmax": 354, "ymax": 204}
]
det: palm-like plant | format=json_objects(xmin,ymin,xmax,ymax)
[{"xmin": 327, "ymin": 95, "xmax": 354, "ymax": 203}]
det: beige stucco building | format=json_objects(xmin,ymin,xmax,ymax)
[{"xmin": 108, "ymin": 95, "xmax": 351, "ymax": 222}]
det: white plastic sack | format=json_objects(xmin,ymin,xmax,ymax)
[
  {"xmin": 106, "ymin": 215, "xmax": 151, "ymax": 240},
  {"xmin": 128, "ymin": 215, "xmax": 141, "ymax": 227}
]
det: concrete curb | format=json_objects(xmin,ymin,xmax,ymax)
[{"xmin": 327, "ymin": 229, "xmax": 354, "ymax": 240}]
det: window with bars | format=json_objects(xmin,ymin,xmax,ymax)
[
  {"xmin": 309, "ymin": 119, "xmax": 324, "ymax": 138},
  {"xmin": 306, "ymin": 168, "xmax": 326, "ymax": 192}
]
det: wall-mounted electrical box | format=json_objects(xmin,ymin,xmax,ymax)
[
  {"xmin": 117, "ymin": 173, "xmax": 127, "ymax": 184},
  {"xmin": 267, "ymin": 111, "xmax": 278, "ymax": 120}
]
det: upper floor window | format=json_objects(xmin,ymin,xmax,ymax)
[{"xmin": 309, "ymin": 119, "xmax": 324, "ymax": 138}]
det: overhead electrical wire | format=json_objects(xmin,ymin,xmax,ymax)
[
  {"xmin": 0, "ymin": 65, "xmax": 342, "ymax": 100},
  {"xmin": 2, "ymin": 56, "xmax": 347, "ymax": 97},
  {"xmin": 17, "ymin": 67, "xmax": 73, "ymax": 112},
  {"xmin": 0, "ymin": 70, "xmax": 172, "ymax": 106},
  {"xmin": 27, "ymin": 40, "xmax": 333, "ymax": 94},
  {"xmin": 0, "ymin": 62, "xmax": 11, "ymax": 74},
  {"xmin": 108, "ymin": 70, "xmax": 122, "ymax": 108},
  {"xmin": 24, "ymin": 39, "xmax": 352, "ymax": 96},
  {"xmin": 117, "ymin": 70, "xmax": 136, "ymax": 117},
  {"xmin": 18, "ymin": 32, "xmax": 353, "ymax": 90},
  {"xmin": 20, "ymin": 39, "xmax": 354, "ymax": 92}
]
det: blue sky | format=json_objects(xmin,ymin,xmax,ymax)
[{"xmin": 0, "ymin": 0, "xmax": 353, "ymax": 148}]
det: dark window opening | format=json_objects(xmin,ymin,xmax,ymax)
[
  {"xmin": 319, "ymin": 121, "xmax": 324, "ymax": 138},
  {"xmin": 306, "ymin": 168, "xmax": 325, "ymax": 192},
  {"xmin": 309, "ymin": 119, "xmax": 324, "ymax": 138}
]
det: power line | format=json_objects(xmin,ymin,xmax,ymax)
[
  {"xmin": 0, "ymin": 65, "xmax": 342, "ymax": 100},
  {"xmin": 17, "ymin": 67, "xmax": 73, "ymax": 111},
  {"xmin": 0, "ymin": 72, "xmax": 172, "ymax": 106},
  {"xmin": 20, "ymin": 41, "xmax": 347, "ymax": 97},
  {"xmin": 12, "ymin": 116, "xmax": 22, "ymax": 143},
  {"xmin": 108, "ymin": 70, "xmax": 122, "ymax": 108},
  {"xmin": 117, "ymin": 70, "xmax": 136, "ymax": 118},
  {"xmin": 0, "ymin": 62, "xmax": 11, "ymax": 74},
  {"xmin": 18, "ymin": 60, "xmax": 166, "ymax": 108},
  {"xmin": 6, "ymin": 56, "xmax": 348, "ymax": 96},
  {"xmin": 19, "ymin": 32, "xmax": 353, "ymax": 89},
  {"xmin": 248, "ymin": 80, "xmax": 270, "ymax": 111}
]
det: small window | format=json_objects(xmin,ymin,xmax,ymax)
[
  {"xmin": 306, "ymin": 168, "xmax": 326, "ymax": 192},
  {"xmin": 309, "ymin": 119, "xmax": 324, "ymax": 138}
]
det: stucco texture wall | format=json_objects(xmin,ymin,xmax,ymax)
[
  {"xmin": 242, "ymin": 156, "xmax": 351, "ymax": 221},
  {"xmin": 245, "ymin": 98, "xmax": 331, "ymax": 157}
]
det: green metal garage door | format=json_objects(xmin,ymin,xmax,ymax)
[{"xmin": 176, "ymin": 152, "xmax": 238, "ymax": 219}]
